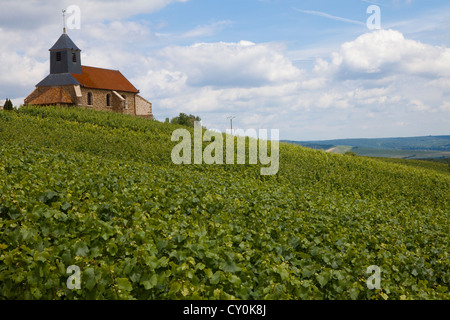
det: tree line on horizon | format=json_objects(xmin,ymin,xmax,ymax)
[{"xmin": 165, "ymin": 113, "xmax": 201, "ymax": 128}]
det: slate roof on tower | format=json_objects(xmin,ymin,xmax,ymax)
[{"xmin": 50, "ymin": 33, "xmax": 81, "ymax": 51}]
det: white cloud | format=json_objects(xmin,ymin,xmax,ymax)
[
  {"xmin": 428, "ymin": 78, "xmax": 450, "ymax": 89},
  {"xmin": 409, "ymin": 100, "xmax": 430, "ymax": 112},
  {"xmin": 0, "ymin": 51, "xmax": 46, "ymax": 85},
  {"xmin": 84, "ymin": 21, "xmax": 157, "ymax": 45},
  {"xmin": 0, "ymin": 48, "xmax": 47, "ymax": 98},
  {"xmin": 150, "ymin": 41, "xmax": 303, "ymax": 88},
  {"xmin": 0, "ymin": 0, "xmax": 58, "ymax": 31},
  {"xmin": 440, "ymin": 101, "xmax": 450, "ymax": 111},
  {"xmin": 334, "ymin": 29, "xmax": 450, "ymax": 77},
  {"xmin": 127, "ymin": 29, "xmax": 450, "ymax": 139},
  {"xmin": 0, "ymin": 0, "xmax": 189, "ymax": 30},
  {"xmin": 73, "ymin": 0, "xmax": 189, "ymax": 23},
  {"xmin": 180, "ymin": 21, "xmax": 233, "ymax": 39}
]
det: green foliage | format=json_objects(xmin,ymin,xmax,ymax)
[
  {"xmin": 370, "ymin": 157, "xmax": 450, "ymax": 176},
  {"xmin": 0, "ymin": 106, "xmax": 449, "ymax": 300},
  {"xmin": 170, "ymin": 113, "xmax": 201, "ymax": 127}
]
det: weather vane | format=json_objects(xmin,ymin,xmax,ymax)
[{"xmin": 62, "ymin": 9, "xmax": 67, "ymax": 34}]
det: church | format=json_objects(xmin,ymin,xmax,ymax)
[{"xmin": 24, "ymin": 31, "xmax": 153, "ymax": 119}]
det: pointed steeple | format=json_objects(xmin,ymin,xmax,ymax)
[{"xmin": 50, "ymin": 33, "xmax": 81, "ymax": 52}]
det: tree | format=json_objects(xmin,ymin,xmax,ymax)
[
  {"xmin": 345, "ymin": 151, "xmax": 358, "ymax": 157},
  {"xmin": 170, "ymin": 113, "xmax": 201, "ymax": 127},
  {"xmin": 3, "ymin": 98, "xmax": 13, "ymax": 111}
]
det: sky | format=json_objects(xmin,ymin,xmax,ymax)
[{"xmin": 0, "ymin": 0, "xmax": 449, "ymax": 140}]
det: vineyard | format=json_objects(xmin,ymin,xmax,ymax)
[{"xmin": 0, "ymin": 106, "xmax": 448, "ymax": 300}]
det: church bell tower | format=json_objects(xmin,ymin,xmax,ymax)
[{"xmin": 49, "ymin": 31, "xmax": 82, "ymax": 75}]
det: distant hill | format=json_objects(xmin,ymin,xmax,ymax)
[{"xmin": 282, "ymin": 135, "xmax": 450, "ymax": 159}]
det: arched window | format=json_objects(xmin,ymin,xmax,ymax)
[
  {"xmin": 106, "ymin": 94, "xmax": 111, "ymax": 107},
  {"xmin": 87, "ymin": 92, "xmax": 93, "ymax": 106}
]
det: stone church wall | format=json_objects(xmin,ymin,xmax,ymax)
[
  {"xmin": 135, "ymin": 94, "xmax": 153, "ymax": 119},
  {"xmin": 80, "ymin": 88, "xmax": 136, "ymax": 115},
  {"xmin": 24, "ymin": 85, "xmax": 153, "ymax": 119}
]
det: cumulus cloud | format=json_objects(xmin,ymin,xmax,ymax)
[
  {"xmin": 333, "ymin": 29, "xmax": 450, "ymax": 77},
  {"xmin": 150, "ymin": 41, "xmax": 303, "ymax": 88},
  {"xmin": 0, "ymin": 27, "xmax": 48, "ymax": 98},
  {"xmin": 0, "ymin": 51, "xmax": 46, "ymax": 87},
  {"xmin": 0, "ymin": 0, "xmax": 189, "ymax": 30},
  {"xmin": 130, "ymin": 29, "xmax": 449, "ymax": 138}
]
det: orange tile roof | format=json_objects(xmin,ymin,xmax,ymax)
[
  {"xmin": 72, "ymin": 66, "xmax": 139, "ymax": 93},
  {"xmin": 28, "ymin": 87, "xmax": 73, "ymax": 105}
]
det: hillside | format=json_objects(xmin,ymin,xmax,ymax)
[
  {"xmin": 365, "ymin": 157, "xmax": 449, "ymax": 176},
  {"xmin": 0, "ymin": 106, "xmax": 449, "ymax": 300},
  {"xmin": 283, "ymin": 136, "xmax": 450, "ymax": 159}
]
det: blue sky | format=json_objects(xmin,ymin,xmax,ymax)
[{"xmin": 1, "ymin": 0, "xmax": 449, "ymax": 140}]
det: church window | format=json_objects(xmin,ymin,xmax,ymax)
[
  {"xmin": 56, "ymin": 52, "xmax": 62, "ymax": 62},
  {"xmin": 72, "ymin": 53, "xmax": 77, "ymax": 63},
  {"xmin": 87, "ymin": 92, "xmax": 93, "ymax": 106},
  {"xmin": 106, "ymin": 94, "xmax": 111, "ymax": 107}
]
